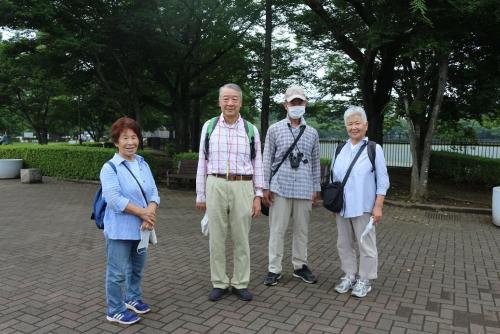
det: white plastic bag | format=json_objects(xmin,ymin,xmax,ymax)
[
  {"xmin": 360, "ymin": 217, "xmax": 374, "ymax": 243},
  {"xmin": 201, "ymin": 213, "xmax": 209, "ymax": 236}
]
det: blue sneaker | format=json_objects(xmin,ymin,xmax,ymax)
[
  {"xmin": 125, "ymin": 300, "xmax": 151, "ymax": 314},
  {"xmin": 106, "ymin": 310, "xmax": 141, "ymax": 325}
]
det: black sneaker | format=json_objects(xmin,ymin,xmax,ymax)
[
  {"xmin": 232, "ymin": 288, "xmax": 253, "ymax": 301},
  {"xmin": 208, "ymin": 288, "xmax": 229, "ymax": 301},
  {"xmin": 264, "ymin": 272, "xmax": 282, "ymax": 286},
  {"xmin": 293, "ymin": 265, "xmax": 317, "ymax": 284}
]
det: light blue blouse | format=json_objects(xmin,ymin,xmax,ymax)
[
  {"xmin": 331, "ymin": 137, "xmax": 389, "ymax": 218},
  {"xmin": 100, "ymin": 153, "xmax": 160, "ymax": 240}
]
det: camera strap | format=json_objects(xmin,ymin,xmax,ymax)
[{"xmin": 270, "ymin": 124, "xmax": 306, "ymax": 182}]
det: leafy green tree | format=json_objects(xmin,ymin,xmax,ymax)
[
  {"xmin": 394, "ymin": 0, "xmax": 500, "ymax": 201},
  {"xmin": 288, "ymin": 0, "xmax": 425, "ymax": 144},
  {"xmin": 1, "ymin": 0, "xmax": 269, "ymax": 150},
  {"xmin": 0, "ymin": 36, "xmax": 68, "ymax": 144}
]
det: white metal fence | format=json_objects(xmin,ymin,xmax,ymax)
[{"xmin": 319, "ymin": 140, "xmax": 500, "ymax": 167}]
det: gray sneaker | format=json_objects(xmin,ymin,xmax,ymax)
[
  {"xmin": 351, "ymin": 279, "xmax": 372, "ymax": 298},
  {"xmin": 334, "ymin": 277, "xmax": 356, "ymax": 294}
]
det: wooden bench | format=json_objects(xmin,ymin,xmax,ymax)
[{"xmin": 166, "ymin": 159, "xmax": 198, "ymax": 187}]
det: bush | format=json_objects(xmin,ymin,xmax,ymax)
[
  {"xmin": 81, "ymin": 142, "xmax": 115, "ymax": 148},
  {"xmin": 430, "ymin": 151, "xmax": 500, "ymax": 187},
  {"xmin": 320, "ymin": 158, "xmax": 332, "ymax": 167},
  {"xmin": 171, "ymin": 152, "xmax": 199, "ymax": 168},
  {"xmin": 0, "ymin": 144, "xmax": 166, "ymax": 181}
]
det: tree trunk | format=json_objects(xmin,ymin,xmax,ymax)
[
  {"xmin": 360, "ymin": 46, "xmax": 398, "ymax": 145},
  {"xmin": 367, "ymin": 110, "xmax": 384, "ymax": 145},
  {"xmin": 408, "ymin": 53, "xmax": 449, "ymax": 201},
  {"xmin": 405, "ymin": 99, "xmax": 421, "ymax": 200},
  {"xmin": 172, "ymin": 98, "xmax": 191, "ymax": 152},
  {"xmin": 36, "ymin": 128, "xmax": 49, "ymax": 144},
  {"xmin": 191, "ymin": 98, "xmax": 201, "ymax": 151},
  {"xmin": 260, "ymin": 0, "xmax": 272, "ymax": 146}
]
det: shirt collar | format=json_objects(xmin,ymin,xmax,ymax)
[
  {"xmin": 220, "ymin": 114, "xmax": 242, "ymax": 128},
  {"xmin": 348, "ymin": 137, "xmax": 369, "ymax": 149},
  {"xmin": 111, "ymin": 152, "xmax": 144, "ymax": 165},
  {"xmin": 285, "ymin": 117, "xmax": 307, "ymax": 127}
]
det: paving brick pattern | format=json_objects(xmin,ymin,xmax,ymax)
[{"xmin": 1, "ymin": 178, "xmax": 499, "ymax": 333}]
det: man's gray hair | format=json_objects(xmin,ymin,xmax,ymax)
[
  {"xmin": 344, "ymin": 106, "xmax": 367, "ymax": 124},
  {"xmin": 219, "ymin": 83, "xmax": 243, "ymax": 99}
]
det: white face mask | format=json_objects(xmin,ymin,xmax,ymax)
[{"xmin": 287, "ymin": 105, "xmax": 305, "ymax": 119}]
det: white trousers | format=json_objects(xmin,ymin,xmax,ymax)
[
  {"xmin": 336, "ymin": 213, "xmax": 378, "ymax": 280},
  {"xmin": 268, "ymin": 194, "xmax": 312, "ymax": 273}
]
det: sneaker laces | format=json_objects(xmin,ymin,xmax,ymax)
[
  {"xmin": 355, "ymin": 280, "xmax": 369, "ymax": 290},
  {"xmin": 339, "ymin": 277, "xmax": 349, "ymax": 284},
  {"xmin": 339, "ymin": 277, "xmax": 353, "ymax": 287}
]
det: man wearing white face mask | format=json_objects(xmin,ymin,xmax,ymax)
[{"xmin": 262, "ymin": 85, "xmax": 321, "ymax": 286}]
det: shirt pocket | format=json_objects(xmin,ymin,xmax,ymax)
[{"xmin": 235, "ymin": 132, "xmax": 250, "ymax": 163}]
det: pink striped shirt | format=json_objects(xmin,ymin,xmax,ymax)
[{"xmin": 196, "ymin": 115, "xmax": 264, "ymax": 203}]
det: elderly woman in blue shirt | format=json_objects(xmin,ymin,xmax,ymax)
[
  {"xmin": 100, "ymin": 117, "xmax": 160, "ymax": 325},
  {"xmin": 330, "ymin": 106, "xmax": 389, "ymax": 298}
]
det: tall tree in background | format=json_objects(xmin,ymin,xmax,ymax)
[
  {"xmin": 0, "ymin": 0, "xmax": 264, "ymax": 150},
  {"xmin": 261, "ymin": 0, "xmax": 273, "ymax": 143},
  {"xmin": 0, "ymin": 35, "xmax": 68, "ymax": 144},
  {"xmin": 295, "ymin": 1, "xmax": 421, "ymax": 144},
  {"xmin": 394, "ymin": 0, "xmax": 500, "ymax": 201}
]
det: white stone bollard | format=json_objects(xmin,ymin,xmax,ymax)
[
  {"xmin": 493, "ymin": 187, "xmax": 500, "ymax": 227},
  {"xmin": 20, "ymin": 168, "xmax": 42, "ymax": 183}
]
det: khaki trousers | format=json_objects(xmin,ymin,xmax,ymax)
[
  {"xmin": 268, "ymin": 194, "xmax": 312, "ymax": 273},
  {"xmin": 336, "ymin": 213, "xmax": 378, "ymax": 280},
  {"xmin": 206, "ymin": 176, "xmax": 254, "ymax": 289}
]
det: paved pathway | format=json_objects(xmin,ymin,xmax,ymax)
[{"xmin": 0, "ymin": 178, "xmax": 499, "ymax": 333}]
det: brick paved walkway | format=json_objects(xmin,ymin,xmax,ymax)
[{"xmin": 1, "ymin": 178, "xmax": 499, "ymax": 334}]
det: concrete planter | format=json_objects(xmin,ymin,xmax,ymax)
[
  {"xmin": 0, "ymin": 159, "xmax": 23, "ymax": 178},
  {"xmin": 493, "ymin": 186, "xmax": 500, "ymax": 227}
]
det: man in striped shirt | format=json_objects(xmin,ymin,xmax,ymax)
[
  {"xmin": 196, "ymin": 83, "xmax": 264, "ymax": 302},
  {"xmin": 262, "ymin": 85, "xmax": 321, "ymax": 287}
]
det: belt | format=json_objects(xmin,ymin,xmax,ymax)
[{"xmin": 211, "ymin": 174, "xmax": 253, "ymax": 181}]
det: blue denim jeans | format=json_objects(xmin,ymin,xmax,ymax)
[{"xmin": 105, "ymin": 238, "xmax": 147, "ymax": 315}]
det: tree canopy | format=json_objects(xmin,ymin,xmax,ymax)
[{"xmin": 0, "ymin": 0, "xmax": 498, "ymax": 154}]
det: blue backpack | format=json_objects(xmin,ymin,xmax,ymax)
[{"xmin": 91, "ymin": 161, "xmax": 117, "ymax": 229}]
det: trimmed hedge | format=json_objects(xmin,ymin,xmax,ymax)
[
  {"xmin": 430, "ymin": 151, "xmax": 500, "ymax": 187},
  {"xmin": 0, "ymin": 144, "xmax": 166, "ymax": 180},
  {"xmin": 81, "ymin": 142, "xmax": 115, "ymax": 148}
]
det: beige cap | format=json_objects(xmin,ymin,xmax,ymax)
[{"xmin": 285, "ymin": 85, "xmax": 307, "ymax": 102}]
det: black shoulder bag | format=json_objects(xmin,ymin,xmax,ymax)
[
  {"xmin": 323, "ymin": 142, "xmax": 367, "ymax": 213},
  {"xmin": 262, "ymin": 125, "xmax": 306, "ymax": 216}
]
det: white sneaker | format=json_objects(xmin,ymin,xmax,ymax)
[
  {"xmin": 351, "ymin": 279, "xmax": 372, "ymax": 298},
  {"xmin": 334, "ymin": 277, "xmax": 356, "ymax": 294}
]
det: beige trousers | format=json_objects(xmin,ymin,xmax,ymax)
[
  {"xmin": 206, "ymin": 176, "xmax": 254, "ymax": 289},
  {"xmin": 268, "ymin": 194, "xmax": 312, "ymax": 273},
  {"xmin": 336, "ymin": 213, "xmax": 378, "ymax": 280}
]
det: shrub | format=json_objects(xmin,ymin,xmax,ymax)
[
  {"xmin": 171, "ymin": 152, "xmax": 199, "ymax": 168},
  {"xmin": 81, "ymin": 142, "xmax": 115, "ymax": 148},
  {"xmin": 0, "ymin": 144, "xmax": 166, "ymax": 181},
  {"xmin": 174, "ymin": 152, "xmax": 199, "ymax": 160},
  {"xmin": 430, "ymin": 151, "xmax": 500, "ymax": 187},
  {"xmin": 320, "ymin": 158, "xmax": 332, "ymax": 167}
]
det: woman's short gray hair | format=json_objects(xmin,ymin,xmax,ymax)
[
  {"xmin": 219, "ymin": 83, "xmax": 243, "ymax": 99},
  {"xmin": 344, "ymin": 106, "xmax": 367, "ymax": 125}
]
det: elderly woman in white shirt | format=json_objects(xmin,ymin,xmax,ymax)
[{"xmin": 330, "ymin": 106, "xmax": 390, "ymax": 298}]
